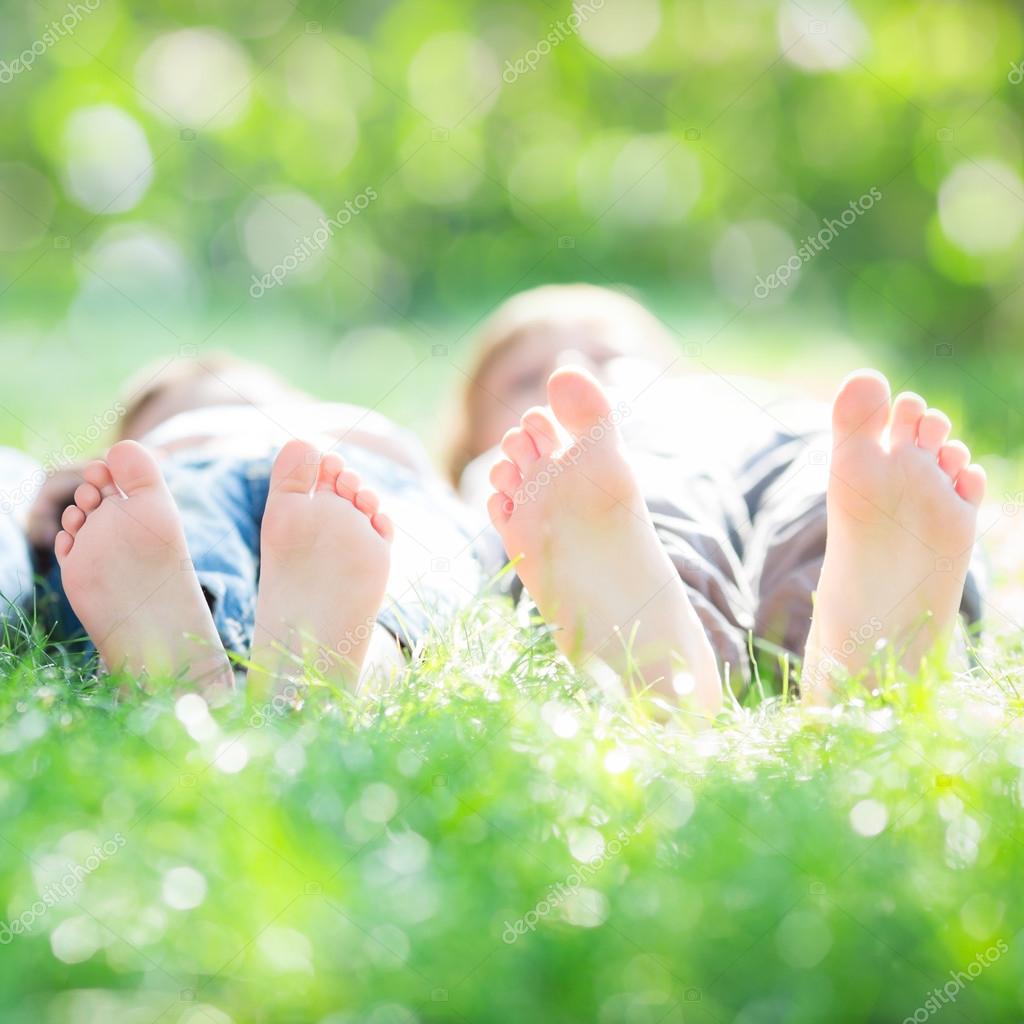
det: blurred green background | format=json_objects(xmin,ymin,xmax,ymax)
[
  {"xmin": 1, "ymin": 0, "xmax": 1023, "ymax": 470},
  {"xmin": 3, "ymin": 5, "xmax": 1024, "ymax": 1022}
]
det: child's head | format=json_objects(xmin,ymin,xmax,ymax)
[
  {"xmin": 117, "ymin": 353, "xmax": 301, "ymax": 441},
  {"xmin": 446, "ymin": 284, "xmax": 678, "ymax": 483}
]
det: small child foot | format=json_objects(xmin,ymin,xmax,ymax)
[
  {"xmin": 55, "ymin": 441, "xmax": 232, "ymax": 694},
  {"xmin": 803, "ymin": 369, "xmax": 986, "ymax": 704},
  {"xmin": 248, "ymin": 440, "xmax": 393, "ymax": 701},
  {"xmin": 487, "ymin": 367, "xmax": 722, "ymax": 716}
]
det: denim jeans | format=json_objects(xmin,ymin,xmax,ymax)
[
  {"xmin": 0, "ymin": 449, "xmax": 39, "ymax": 625},
  {"xmin": 49, "ymin": 441, "xmax": 488, "ymax": 657}
]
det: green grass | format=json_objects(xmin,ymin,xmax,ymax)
[
  {"xmin": 2, "ymin": 313, "xmax": 1022, "ymax": 1021},
  {"xmin": 1, "ymin": 596, "xmax": 1022, "ymax": 1023}
]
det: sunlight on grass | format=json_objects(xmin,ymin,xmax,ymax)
[{"xmin": 0, "ymin": 596, "xmax": 1021, "ymax": 1022}]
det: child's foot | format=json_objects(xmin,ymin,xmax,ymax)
[
  {"xmin": 55, "ymin": 441, "xmax": 232, "ymax": 694},
  {"xmin": 803, "ymin": 370, "xmax": 986, "ymax": 704},
  {"xmin": 248, "ymin": 440, "xmax": 393, "ymax": 701},
  {"xmin": 487, "ymin": 367, "xmax": 722, "ymax": 715}
]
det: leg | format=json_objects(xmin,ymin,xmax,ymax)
[
  {"xmin": 0, "ymin": 451, "xmax": 37, "ymax": 630},
  {"xmin": 55, "ymin": 442, "xmax": 233, "ymax": 695},
  {"xmin": 357, "ymin": 622, "xmax": 407, "ymax": 694},
  {"xmin": 326, "ymin": 441, "xmax": 491, "ymax": 685},
  {"xmin": 740, "ymin": 424, "xmax": 833, "ymax": 663},
  {"xmin": 487, "ymin": 367, "xmax": 722, "ymax": 716},
  {"xmin": 802, "ymin": 370, "xmax": 986, "ymax": 704},
  {"xmin": 640, "ymin": 470, "xmax": 758, "ymax": 694},
  {"xmin": 247, "ymin": 440, "xmax": 393, "ymax": 702}
]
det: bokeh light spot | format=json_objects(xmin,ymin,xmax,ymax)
[
  {"xmin": 61, "ymin": 105, "xmax": 154, "ymax": 214},
  {"xmin": 938, "ymin": 158, "xmax": 1024, "ymax": 255},
  {"xmin": 136, "ymin": 29, "xmax": 253, "ymax": 128}
]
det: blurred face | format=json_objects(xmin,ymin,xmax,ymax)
[
  {"xmin": 472, "ymin": 323, "xmax": 631, "ymax": 455},
  {"xmin": 123, "ymin": 369, "xmax": 298, "ymax": 440}
]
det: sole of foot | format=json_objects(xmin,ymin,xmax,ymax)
[
  {"xmin": 803, "ymin": 369, "xmax": 986, "ymax": 704},
  {"xmin": 486, "ymin": 366, "xmax": 722, "ymax": 717},
  {"xmin": 55, "ymin": 440, "xmax": 232, "ymax": 696},
  {"xmin": 248, "ymin": 439, "xmax": 394, "ymax": 702}
]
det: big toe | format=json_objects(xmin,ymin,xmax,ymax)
[
  {"xmin": 832, "ymin": 369, "xmax": 891, "ymax": 443},
  {"xmin": 547, "ymin": 366, "xmax": 615, "ymax": 439},
  {"xmin": 270, "ymin": 439, "xmax": 320, "ymax": 496},
  {"xmin": 106, "ymin": 440, "xmax": 165, "ymax": 496}
]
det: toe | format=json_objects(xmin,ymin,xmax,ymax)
[
  {"xmin": 547, "ymin": 366, "xmax": 614, "ymax": 439},
  {"xmin": 521, "ymin": 407, "xmax": 561, "ymax": 457},
  {"xmin": 955, "ymin": 464, "xmax": 987, "ymax": 507},
  {"xmin": 831, "ymin": 369, "xmax": 891, "ymax": 443},
  {"xmin": 335, "ymin": 469, "xmax": 362, "ymax": 502},
  {"xmin": 54, "ymin": 530, "xmax": 73, "ymax": 563},
  {"xmin": 83, "ymin": 459, "xmax": 118, "ymax": 498},
  {"xmin": 487, "ymin": 490, "xmax": 513, "ymax": 526},
  {"xmin": 106, "ymin": 440, "xmax": 166, "ymax": 496},
  {"xmin": 270, "ymin": 439, "xmax": 320, "ymax": 496},
  {"xmin": 354, "ymin": 488, "xmax": 381, "ymax": 518},
  {"xmin": 916, "ymin": 409, "xmax": 952, "ymax": 454},
  {"xmin": 938, "ymin": 441, "xmax": 971, "ymax": 481},
  {"xmin": 61, "ymin": 505, "xmax": 86, "ymax": 536},
  {"xmin": 500, "ymin": 428, "xmax": 540, "ymax": 473},
  {"xmin": 888, "ymin": 392, "xmax": 928, "ymax": 448},
  {"xmin": 316, "ymin": 452, "xmax": 344, "ymax": 492},
  {"xmin": 73, "ymin": 483, "xmax": 103, "ymax": 514},
  {"xmin": 370, "ymin": 512, "xmax": 394, "ymax": 542},
  {"xmin": 489, "ymin": 459, "xmax": 523, "ymax": 498}
]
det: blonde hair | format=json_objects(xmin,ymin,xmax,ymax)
[
  {"xmin": 117, "ymin": 352, "xmax": 298, "ymax": 440},
  {"xmin": 445, "ymin": 284, "xmax": 678, "ymax": 484}
]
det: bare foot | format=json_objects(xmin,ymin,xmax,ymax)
[
  {"xmin": 55, "ymin": 441, "xmax": 232, "ymax": 694},
  {"xmin": 803, "ymin": 370, "xmax": 986, "ymax": 704},
  {"xmin": 487, "ymin": 367, "xmax": 722, "ymax": 716},
  {"xmin": 248, "ymin": 440, "xmax": 393, "ymax": 702}
]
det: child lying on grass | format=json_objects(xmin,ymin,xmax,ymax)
[
  {"xmin": 453, "ymin": 285, "xmax": 986, "ymax": 709},
  {"xmin": 19, "ymin": 284, "xmax": 988, "ymax": 717},
  {"xmin": 37, "ymin": 356, "xmax": 484, "ymax": 701},
  {"xmin": 0, "ymin": 450, "xmax": 38, "ymax": 630}
]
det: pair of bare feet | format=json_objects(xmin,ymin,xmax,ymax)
[
  {"xmin": 486, "ymin": 367, "xmax": 986, "ymax": 714},
  {"xmin": 54, "ymin": 367, "xmax": 986, "ymax": 716},
  {"xmin": 55, "ymin": 439, "xmax": 393, "ymax": 702}
]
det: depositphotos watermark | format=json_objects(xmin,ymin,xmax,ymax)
[
  {"xmin": 500, "ymin": 401, "xmax": 631, "ymax": 514},
  {"xmin": 502, "ymin": 826, "xmax": 633, "ymax": 944},
  {"xmin": 249, "ymin": 187, "xmax": 379, "ymax": 298},
  {"xmin": 249, "ymin": 679, "xmax": 306, "ymax": 729},
  {"xmin": 0, "ymin": 833, "xmax": 126, "ymax": 944},
  {"xmin": 901, "ymin": 940, "xmax": 1008, "ymax": 1023},
  {"xmin": 1009, "ymin": 60, "xmax": 1024, "ymax": 85},
  {"xmin": 0, "ymin": 403, "xmax": 126, "ymax": 516},
  {"xmin": 0, "ymin": 0, "xmax": 101, "ymax": 84},
  {"xmin": 754, "ymin": 187, "xmax": 882, "ymax": 298},
  {"xmin": 248, "ymin": 615, "xmax": 378, "ymax": 726},
  {"xmin": 502, "ymin": 0, "xmax": 606, "ymax": 83},
  {"xmin": 1001, "ymin": 489, "xmax": 1024, "ymax": 517},
  {"xmin": 801, "ymin": 616, "xmax": 883, "ymax": 696}
]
